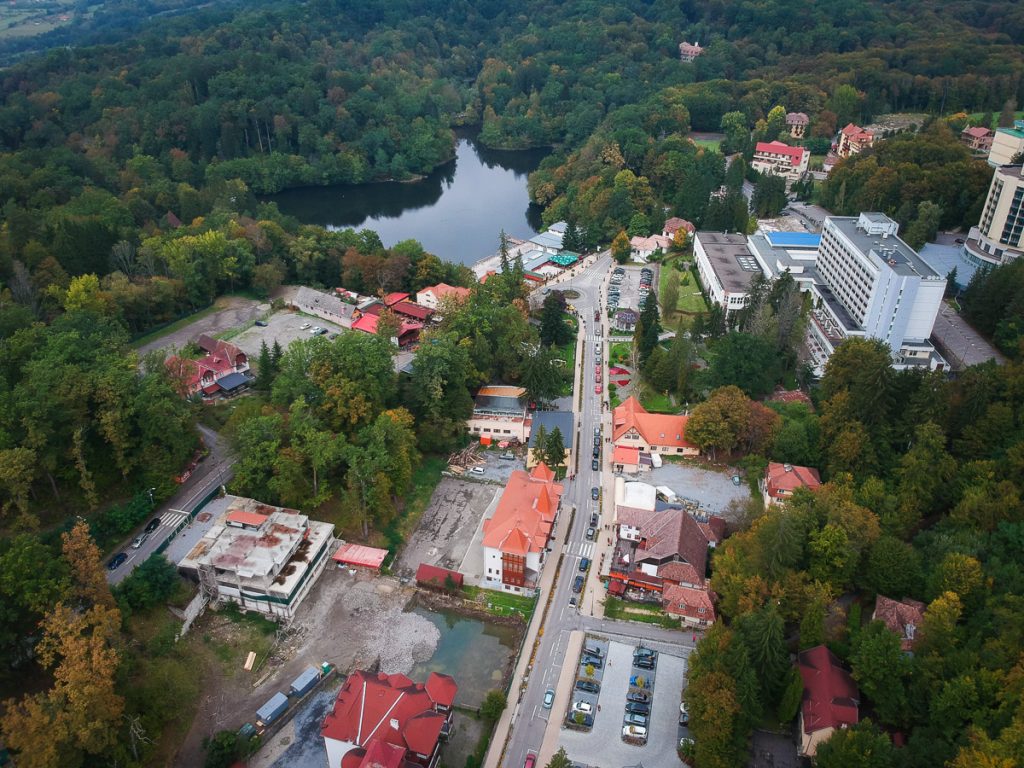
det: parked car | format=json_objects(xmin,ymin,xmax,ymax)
[
  {"xmin": 144, "ymin": 517, "xmax": 161, "ymax": 533},
  {"xmin": 572, "ymin": 575, "xmax": 584, "ymax": 593},
  {"xmin": 594, "ymin": 310, "xmax": 600, "ymax": 321},
  {"xmin": 634, "ymin": 657, "xmax": 656, "ymax": 670},
  {"xmin": 586, "ymin": 527, "xmax": 595, "ymax": 540},
  {"xmin": 130, "ymin": 532, "xmax": 149, "ymax": 549},
  {"xmin": 590, "ymin": 512, "xmax": 598, "ymax": 526},
  {"xmin": 634, "ymin": 647, "xmax": 657, "ymax": 659},
  {"xmin": 543, "ymin": 690, "xmax": 554, "ymax": 709},
  {"xmin": 572, "ymin": 701, "xmax": 593, "ymax": 714},
  {"xmin": 591, "ymin": 459, "xmax": 599, "ymax": 471},
  {"xmin": 314, "ymin": 327, "xmax": 328, "ymax": 335},
  {"xmin": 525, "ymin": 754, "xmax": 536, "ymax": 768},
  {"xmin": 594, "ymin": 426, "xmax": 601, "ymax": 437},
  {"xmin": 328, "ymin": 333, "xmax": 339, "ymax": 340},
  {"xmin": 107, "ymin": 552, "xmax": 128, "ymax": 570},
  {"xmin": 579, "ymin": 557, "xmax": 590, "ymax": 572},
  {"xmin": 595, "ymin": 384, "xmax": 602, "ymax": 394},
  {"xmin": 576, "ymin": 680, "xmax": 600, "ymax": 694},
  {"xmin": 591, "ymin": 487, "xmax": 599, "ymax": 500},
  {"xmin": 679, "ymin": 701, "xmax": 689, "ymax": 725},
  {"xmin": 623, "ymin": 712, "xmax": 648, "ymax": 727},
  {"xmin": 309, "ymin": 326, "xmax": 323, "ymax": 334},
  {"xmin": 300, "ymin": 322, "xmax": 312, "ymax": 330},
  {"xmin": 582, "ymin": 655, "xmax": 603, "ymax": 669},
  {"xmin": 593, "ymin": 435, "xmax": 601, "ymax": 448},
  {"xmin": 500, "ymin": 451, "xmax": 515, "ymax": 460},
  {"xmin": 469, "ymin": 466, "xmax": 485, "ymax": 475},
  {"xmin": 254, "ymin": 320, "xmax": 268, "ymax": 327},
  {"xmin": 622, "ymin": 725, "xmax": 648, "ymax": 739},
  {"xmin": 625, "ymin": 702, "xmax": 650, "ymax": 715},
  {"xmin": 569, "ymin": 596, "xmax": 578, "ymax": 607},
  {"xmin": 593, "ymin": 446, "xmax": 599, "ymax": 458},
  {"xmin": 627, "ymin": 691, "xmax": 650, "ymax": 704},
  {"xmin": 595, "ymin": 371, "xmax": 601, "ymax": 383}
]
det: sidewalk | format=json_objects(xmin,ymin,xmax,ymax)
[{"xmin": 537, "ymin": 630, "xmax": 584, "ymax": 767}]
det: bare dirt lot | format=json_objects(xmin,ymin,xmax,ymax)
[
  {"xmin": 135, "ymin": 296, "xmax": 266, "ymax": 356},
  {"xmin": 394, "ymin": 477, "xmax": 501, "ymax": 578},
  {"xmin": 175, "ymin": 571, "xmax": 439, "ymax": 767}
]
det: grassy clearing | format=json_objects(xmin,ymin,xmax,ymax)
[
  {"xmin": 639, "ymin": 386, "xmax": 675, "ymax": 414},
  {"xmin": 967, "ymin": 111, "xmax": 1024, "ymax": 128},
  {"xmin": 610, "ymin": 342, "xmax": 632, "ymax": 364},
  {"xmin": 692, "ymin": 137, "xmax": 721, "ymax": 152},
  {"xmin": 463, "ymin": 585, "xmax": 537, "ymax": 619},
  {"xmin": 603, "ymin": 596, "xmax": 680, "ymax": 628}
]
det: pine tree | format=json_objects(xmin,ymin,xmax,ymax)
[
  {"xmin": 634, "ymin": 294, "xmax": 661, "ymax": 364},
  {"xmin": 532, "ymin": 424, "xmax": 548, "ymax": 466},
  {"xmin": 545, "ymin": 426, "xmax": 567, "ymax": 468},
  {"xmin": 270, "ymin": 339, "xmax": 283, "ymax": 372},
  {"xmin": 256, "ymin": 341, "xmax": 274, "ymax": 391}
]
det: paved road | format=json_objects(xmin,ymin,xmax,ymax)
[
  {"xmin": 503, "ymin": 253, "xmax": 696, "ymax": 768},
  {"xmin": 106, "ymin": 424, "xmax": 235, "ymax": 585}
]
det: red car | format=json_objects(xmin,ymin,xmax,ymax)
[
  {"xmin": 595, "ymin": 371, "xmax": 601, "ymax": 383},
  {"xmin": 525, "ymin": 755, "xmax": 536, "ymax": 768},
  {"xmin": 595, "ymin": 383, "xmax": 603, "ymax": 394}
]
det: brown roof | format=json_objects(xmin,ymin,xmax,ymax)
[
  {"xmin": 662, "ymin": 584, "xmax": 715, "ymax": 621},
  {"xmin": 764, "ymin": 462, "xmax": 821, "ymax": 499},
  {"xmin": 612, "ymin": 397, "xmax": 695, "ymax": 450},
  {"xmin": 798, "ymin": 646, "xmax": 859, "ymax": 734},
  {"xmin": 482, "ymin": 464, "xmax": 563, "ymax": 555},
  {"xmin": 873, "ymin": 595, "xmax": 925, "ymax": 652},
  {"xmin": 620, "ymin": 506, "xmax": 711, "ymax": 577},
  {"xmin": 962, "ymin": 126, "xmax": 994, "ymax": 139},
  {"xmin": 657, "ymin": 561, "xmax": 704, "ymax": 588}
]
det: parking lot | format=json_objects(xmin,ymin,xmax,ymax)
[
  {"xmin": 230, "ymin": 309, "xmax": 347, "ymax": 359},
  {"xmin": 607, "ymin": 265, "xmax": 656, "ymax": 317},
  {"xmin": 646, "ymin": 462, "xmax": 751, "ymax": 520},
  {"xmin": 558, "ymin": 638, "xmax": 688, "ymax": 768}
]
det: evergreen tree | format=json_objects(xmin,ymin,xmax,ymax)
[
  {"xmin": 531, "ymin": 424, "xmax": 548, "ymax": 466},
  {"xmin": 545, "ymin": 426, "xmax": 567, "ymax": 468},
  {"xmin": 270, "ymin": 340, "xmax": 284, "ymax": 372},
  {"xmin": 563, "ymin": 220, "xmax": 583, "ymax": 253},
  {"xmin": 255, "ymin": 341, "xmax": 274, "ymax": 391},
  {"xmin": 634, "ymin": 294, "xmax": 661, "ymax": 364},
  {"xmin": 539, "ymin": 292, "xmax": 572, "ymax": 346}
]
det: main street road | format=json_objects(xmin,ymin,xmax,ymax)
[
  {"xmin": 502, "ymin": 253, "xmax": 697, "ymax": 768},
  {"xmin": 106, "ymin": 424, "xmax": 235, "ymax": 586}
]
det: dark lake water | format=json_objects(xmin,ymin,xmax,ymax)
[{"xmin": 265, "ymin": 131, "xmax": 550, "ymax": 266}]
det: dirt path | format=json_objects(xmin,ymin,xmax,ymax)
[{"xmin": 136, "ymin": 296, "xmax": 266, "ymax": 357}]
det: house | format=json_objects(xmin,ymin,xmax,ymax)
[
  {"xmin": 629, "ymin": 234, "xmax": 673, "ymax": 263},
  {"xmin": 177, "ymin": 495, "xmax": 335, "ymax": 620},
  {"xmin": 612, "ymin": 445, "xmax": 644, "ymax": 473},
  {"xmin": 678, "ymin": 41, "xmax": 703, "ymax": 62},
  {"xmin": 612, "ymin": 396, "xmax": 698, "ymax": 456},
  {"xmin": 986, "ymin": 120, "xmax": 1024, "ymax": 167},
  {"xmin": 751, "ymin": 141, "xmax": 809, "ymax": 181},
  {"xmin": 416, "ymin": 283, "xmax": 471, "ymax": 310},
  {"xmin": 292, "ymin": 286, "xmax": 360, "ymax": 328},
  {"xmin": 797, "ymin": 646, "xmax": 859, "ymax": 757},
  {"xmin": 662, "ymin": 217, "xmax": 695, "ymax": 241},
  {"xmin": 322, "ymin": 670, "xmax": 457, "ymax": 768},
  {"xmin": 694, "ymin": 231, "xmax": 765, "ymax": 314},
  {"xmin": 526, "ymin": 410, "xmax": 574, "ymax": 469},
  {"xmin": 786, "ymin": 112, "xmax": 810, "ymax": 139},
  {"xmin": 467, "ymin": 385, "xmax": 532, "ymax": 443},
  {"xmin": 391, "ymin": 300, "xmax": 434, "ymax": 323},
  {"xmin": 613, "ymin": 308, "xmax": 639, "ymax": 333},
  {"xmin": 960, "ymin": 125, "xmax": 995, "ymax": 155},
  {"xmin": 332, "ymin": 543, "xmax": 389, "ymax": 572},
  {"xmin": 662, "ymin": 584, "xmax": 716, "ymax": 627},
  {"xmin": 166, "ymin": 336, "xmax": 250, "ymax": 398},
  {"xmin": 351, "ymin": 312, "xmax": 422, "ymax": 347},
  {"xmin": 482, "ymin": 464, "xmax": 563, "ymax": 595},
  {"xmin": 416, "ymin": 563, "xmax": 464, "ymax": 591},
  {"xmin": 836, "ymin": 124, "xmax": 874, "ymax": 158},
  {"xmin": 872, "ymin": 595, "xmax": 925, "ymax": 653},
  {"xmin": 761, "ymin": 462, "xmax": 822, "ymax": 506}
]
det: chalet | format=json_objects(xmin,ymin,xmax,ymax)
[
  {"xmin": 678, "ymin": 41, "xmax": 703, "ymax": 62},
  {"xmin": 613, "ymin": 308, "xmax": 639, "ymax": 333},
  {"xmin": 612, "ymin": 396, "xmax": 698, "ymax": 457},
  {"xmin": 797, "ymin": 646, "xmax": 859, "ymax": 757},
  {"xmin": 662, "ymin": 584, "xmax": 716, "ymax": 627},
  {"xmin": 873, "ymin": 595, "xmax": 925, "ymax": 653},
  {"xmin": 761, "ymin": 462, "xmax": 821, "ymax": 506},
  {"xmin": 166, "ymin": 335, "xmax": 250, "ymax": 398},
  {"xmin": 751, "ymin": 141, "xmax": 809, "ymax": 181},
  {"xmin": 662, "ymin": 217, "xmax": 695, "ymax": 241},
  {"xmin": 630, "ymin": 234, "xmax": 673, "ymax": 263},
  {"xmin": 786, "ymin": 112, "xmax": 809, "ymax": 139},
  {"xmin": 416, "ymin": 283, "xmax": 471, "ymax": 310},
  {"xmin": 322, "ymin": 670, "xmax": 458, "ymax": 768},
  {"xmin": 960, "ymin": 125, "xmax": 995, "ymax": 155}
]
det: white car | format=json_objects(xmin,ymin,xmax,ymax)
[
  {"xmin": 310, "ymin": 326, "xmax": 323, "ymax": 334},
  {"xmin": 300, "ymin": 322, "xmax": 312, "ymax": 330},
  {"xmin": 131, "ymin": 532, "xmax": 149, "ymax": 549},
  {"xmin": 623, "ymin": 725, "xmax": 648, "ymax": 739},
  {"xmin": 572, "ymin": 701, "xmax": 593, "ymax": 714},
  {"xmin": 469, "ymin": 466, "xmax": 485, "ymax": 475}
]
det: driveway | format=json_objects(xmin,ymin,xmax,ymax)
[
  {"xmin": 645, "ymin": 462, "xmax": 751, "ymax": 520},
  {"xmin": 135, "ymin": 296, "xmax": 266, "ymax": 356}
]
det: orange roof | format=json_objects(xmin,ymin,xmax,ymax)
[
  {"xmin": 765, "ymin": 462, "xmax": 821, "ymax": 498},
  {"xmin": 226, "ymin": 510, "xmax": 268, "ymax": 527},
  {"xmin": 613, "ymin": 445, "xmax": 641, "ymax": 464},
  {"xmin": 482, "ymin": 464, "xmax": 563, "ymax": 555},
  {"xmin": 425, "ymin": 283, "xmax": 471, "ymax": 301},
  {"xmin": 332, "ymin": 542, "xmax": 389, "ymax": 570},
  {"xmin": 612, "ymin": 397, "xmax": 695, "ymax": 449},
  {"xmin": 662, "ymin": 584, "xmax": 715, "ymax": 621}
]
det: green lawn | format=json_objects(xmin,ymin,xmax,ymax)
[
  {"xmin": 603, "ymin": 596, "xmax": 679, "ymax": 628},
  {"xmin": 462, "ymin": 585, "xmax": 537, "ymax": 619},
  {"xmin": 556, "ymin": 334, "xmax": 577, "ymax": 396},
  {"xmin": 610, "ymin": 342, "xmax": 632, "ymax": 364},
  {"xmin": 692, "ymin": 137, "xmax": 721, "ymax": 152},
  {"xmin": 639, "ymin": 386, "xmax": 675, "ymax": 414},
  {"xmin": 659, "ymin": 264, "xmax": 708, "ymax": 316},
  {"xmin": 966, "ymin": 111, "xmax": 1024, "ymax": 129}
]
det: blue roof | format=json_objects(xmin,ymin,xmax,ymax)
[
  {"xmin": 528, "ymin": 411, "xmax": 575, "ymax": 449},
  {"xmin": 765, "ymin": 232, "xmax": 821, "ymax": 248}
]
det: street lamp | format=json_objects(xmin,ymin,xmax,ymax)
[{"xmin": 146, "ymin": 487, "xmax": 155, "ymax": 507}]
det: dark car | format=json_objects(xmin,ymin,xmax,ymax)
[
  {"xmin": 625, "ymin": 702, "xmax": 650, "ymax": 715},
  {"xmin": 107, "ymin": 552, "xmax": 128, "ymax": 571},
  {"xmin": 590, "ymin": 512, "xmax": 598, "ymax": 526},
  {"xmin": 627, "ymin": 691, "xmax": 651, "ymax": 704},
  {"xmin": 586, "ymin": 527, "xmax": 596, "ymax": 540},
  {"xmin": 594, "ymin": 435, "xmax": 601, "ymax": 447},
  {"xmin": 623, "ymin": 712, "xmax": 648, "ymax": 727},
  {"xmin": 591, "ymin": 459, "xmax": 599, "ymax": 471},
  {"xmin": 591, "ymin": 487, "xmax": 599, "ymax": 500},
  {"xmin": 593, "ymin": 447, "xmax": 599, "ymax": 459},
  {"xmin": 575, "ymin": 680, "xmax": 600, "ymax": 694},
  {"xmin": 144, "ymin": 517, "xmax": 161, "ymax": 533},
  {"xmin": 572, "ymin": 575, "xmax": 585, "ymax": 593},
  {"xmin": 579, "ymin": 557, "xmax": 590, "ymax": 572},
  {"xmin": 582, "ymin": 655, "xmax": 603, "ymax": 669},
  {"xmin": 254, "ymin": 320, "xmax": 268, "ymax": 327},
  {"xmin": 594, "ymin": 310, "xmax": 600, "ymax": 321},
  {"xmin": 634, "ymin": 657, "xmax": 656, "ymax": 670},
  {"xmin": 634, "ymin": 647, "xmax": 657, "ymax": 659}
]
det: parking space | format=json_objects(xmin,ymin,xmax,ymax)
[
  {"xmin": 607, "ymin": 265, "xmax": 655, "ymax": 316},
  {"xmin": 646, "ymin": 462, "xmax": 751, "ymax": 520},
  {"xmin": 559, "ymin": 639, "xmax": 687, "ymax": 768},
  {"xmin": 230, "ymin": 310, "xmax": 347, "ymax": 359},
  {"xmin": 561, "ymin": 637, "xmax": 609, "ymax": 730}
]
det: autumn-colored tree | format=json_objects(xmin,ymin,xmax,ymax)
[
  {"xmin": 61, "ymin": 520, "xmax": 115, "ymax": 609},
  {"xmin": 611, "ymin": 230, "xmax": 631, "ymax": 264}
]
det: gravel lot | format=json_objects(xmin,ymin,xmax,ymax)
[
  {"xmin": 645, "ymin": 463, "xmax": 751, "ymax": 521},
  {"xmin": 558, "ymin": 639, "xmax": 687, "ymax": 768},
  {"xmin": 230, "ymin": 309, "xmax": 347, "ymax": 359}
]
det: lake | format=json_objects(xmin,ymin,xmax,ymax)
[{"xmin": 265, "ymin": 131, "xmax": 550, "ymax": 266}]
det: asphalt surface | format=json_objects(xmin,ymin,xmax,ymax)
[
  {"xmin": 503, "ymin": 253, "xmax": 698, "ymax": 768},
  {"xmin": 105, "ymin": 424, "xmax": 236, "ymax": 586}
]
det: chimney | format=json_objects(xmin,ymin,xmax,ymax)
[
  {"xmin": 783, "ymin": 463, "xmax": 793, "ymax": 472},
  {"xmin": 390, "ymin": 718, "xmax": 400, "ymax": 730}
]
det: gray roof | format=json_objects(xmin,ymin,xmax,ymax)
[
  {"xmin": 529, "ymin": 231, "xmax": 564, "ymax": 250},
  {"xmin": 747, "ymin": 233, "xmax": 819, "ymax": 281},
  {"xmin": 293, "ymin": 286, "xmax": 357, "ymax": 321},
  {"xmin": 917, "ymin": 244, "xmax": 980, "ymax": 289},
  {"xmin": 217, "ymin": 371, "xmax": 254, "ymax": 391},
  {"xmin": 696, "ymin": 232, "xmax": 764, "ymax": 293},
  {"xmin": 828, "ymin": 217, "xmax": 939, "ymax": 279},
  {"xmin": 528, "ymin": 411, "xmax": 575, "ymax": 450}
]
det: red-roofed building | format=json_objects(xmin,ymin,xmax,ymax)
[
  {"xmin": 751, "ymin": 141, "xmax": 809, "ymax": 181},
  {"xmin": 612, "ymin": 445, "xmax": 643, "ymax": 473},
  {"xmin": 333, "ymin": 543, "xmax": 389, "ymax": 571},
  {"xmin": 416, "ymin": 284, "xmax": 471, "ymax": 310},
  {"xmin": 322, "ymin": 670, "xmax": 458, "ymax": 768},
  {"xmin": 482, "ymin": 464, "xmax": 563, "ymax": 595},
  {"xmin": 612, "ymin": 397, "xmax": 698, "ymax": 457},
  {"xmin": 226, "ymin": 510, "xmax": 269, "ymax": 529},
  {"xmin": 960, "ymin": 125, "xmax": 995, "ymax": 154},
  {"xmin": 662, "ymin": 217, "xmax": 695, "ymax": 240},
  {"xmin": 392, "ymin": 301, "xmax": 433, "ymax": 323},
  {"xmin": 384, "ymin": 292, "xmax": 410, "ymax": 307},
  {"xmin": 837, "ymin": 123, "xmax": 875, "ymax": 158},
  {"xmin": 761, "ymin": 462, "xmax": 822, "ymax": 506},
  {"xmin": 352, "ymin": 313, "xmax": 423, "ymax": 347},
  {"xmin": 797, "ymin": 646, "xmax": 859, "ymax": 756},
  {"xmin": 416, "ymin": 563, "xmax": 464, "ymax": 591},
  {"xmin": 678, "ymin": 41, "xmax": 703, "ymax": 62},
  {"xmin": 657, "ymin": 561, "xmax": 704, "ymax": 589},
  {"xmin": 166, "ymin": 336, "xmax": 249, "ymax": 398},
  {"xmin": 872, "ymin": 595, "xmax": 925, "ymax": 653},
  {"xmin": 662, "ymin": 584, "xmax": 716, "ymax": 627}
]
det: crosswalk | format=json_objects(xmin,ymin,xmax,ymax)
[
  {"xmin": 160, "ymin": 509, "xmax": 190, "ymax": 531},
  {"xmin": 567, "ymin": 540, "xmax": 595, "ymax": 558}
]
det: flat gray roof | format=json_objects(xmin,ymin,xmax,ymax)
[
  {"xmin": 696, "ymin": 232, "xmax": 762, "ymax": 293},
  {"xmin": 528, "ymin": 410, "xmax": 575, "ymax": 450},
  {"xmin": 828, "ymin": 217, "xmax": 939, "ymax": 279},
  {"xmin": 748, "ymin": 233, "xmax": 819, "ymax": 280}
]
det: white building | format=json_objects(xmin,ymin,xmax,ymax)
[
  {"xmin": 629, "ymin": 234, "xmax": 673, "ymax": 263},
  {"xmin": 693, "ymin": 232, "xmax": 765, "ymax": 314},
  {"xmin": 964, "ymin": 165, "xmax": 1024, "ymax": 267},
  {"xmin": 746, "ymin": 230, "xmax": 821, "ymax": 290},
  {"xmin": 751, "ymin": 141, "xmax": 809, "ymax": 182},
  {"xmin": 807, "ymin": 213, "xmax": 947, "ymax": 375},
  {"xmin": 178, "ymin": 496, "xmax": 335, "ymax": 620},
  {"xmin": 987, "ymin": 121, "xmax": 1024, "ymax": 167}
]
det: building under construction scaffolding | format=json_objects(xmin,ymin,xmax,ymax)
[{"xmin": 177, "ymin": 495, "xmax": 335, "ymax": 621}]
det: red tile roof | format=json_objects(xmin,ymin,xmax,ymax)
[
  {"xmin": 657, "ymin": 561, "xmax": 704, "ymax": 588},
  {"xmin": 482, "ymin": 464, "xmax": 563, "ymax": 555},
  {"xmin": 962, "ymin": 126, "xmax": 994, "ymax": 139},
  {"xmin": 352, "ymin": 313, "xmax": 423, "ymax": 338},
  {"xmin": 321, "ymin": 670, "xmax": 457, "ymax": 760},
  {"xmin": 392, "ymin": 301, "xmax": 433, "ymax": 321},
  {"xmin": 754, "ymin": 141, "xmax": 807, "ymax": 162},
  {"xmin": 662, "ymin": 584, "xmax": 715, "ymax": 622},
  {"xmin": 612, "ymin": 397, "xmax": 695, "ymax": 450},
  {"xmin": 613, "ymin": 445, "xmax": 641, "ymax": 465},
  {"xmin": 764, "ymin": 462, "xmax": 821, "ymax": 500},
  {"xmin": 333, "ymin": 543, "xmax": 389, "ymax": 570},
  {"xmin": 873, "ymin": 596, "xmax": 925, "ymax": 652},
  {"xmin": 798, "ymin": 646, "xmax": 859, "ymax": 735},
  {"xmin": 696, "ymin": 516, "xmax": 727, "ymax": 546},
  {"xmin": 424, "ymin": 673, "xmax": 458, "ymax": 709},
  {"xmin": 421, "ymin": 283, "xmax": 471, "ymax": 302},
  {"xmin": 840, "ymin": 123, "xmax": 873, "ymax": 140},
  {"xmin": 384, "ymin": 292, "xmax": 410, "ymax": 307},
  {"xmin": 663, "ymin": 217, "xmax": 695, "ymax": 235},
  {"xmin": 226, "ymin": 510, "xmax": 268, "ymax": 527}
]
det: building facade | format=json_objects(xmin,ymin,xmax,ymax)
[
  {"xmin": 836, "ymin": 123, "xmax": 874, "ymax": 158},
  {"xmin": 761, "ymin": 462, "xmax": 822, "ymax": 506},
  {"xmin": 466, "ymin": 386, "xmax": 532, "ymax": 443},
  {"xmin": 786, "ymin": 112, "xmax": 809, "ymax": 138},
  {"xmin": 964, "ymin": 165, "xmax": 1024, "ymax": 266},
  {"xmin": 987, "ymin": 121, "xmax": 1024, "ymax": 167},
  {"xmin": 750, "ymin": 141, "xmax": 809, "ymax": 181},
  {"xmin": 694, "ymin": 232, "xmax": 765, "ymax": 314},
  {"xmin": 806, "ymin": 213, "xmax": 947, "ymax": 375},
  {"xmin": 612, "ymin": 396, "xmax": 698, "ymax": 457}
]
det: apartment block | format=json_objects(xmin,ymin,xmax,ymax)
[{"xmin": 964, "ymin": 165, "xmax": 1024, "ymax": 266}]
